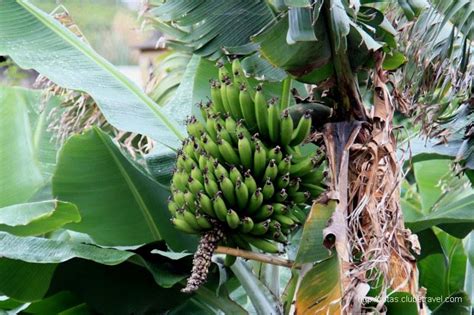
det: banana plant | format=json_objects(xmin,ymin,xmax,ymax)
[{"xmin": 0, "ymin": 0, "xmax": 472, "ymax": 314}]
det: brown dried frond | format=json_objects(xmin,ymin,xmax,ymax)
[
  {"xmin": 34, "ymin": 6, "xmax": 155, "ymax": 159},
  {"xmin": 322, "ymin": 53, "xmax": 423, "ymax": 314}
]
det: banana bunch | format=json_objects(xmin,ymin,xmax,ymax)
[{"xmin": 171, "ymin": 59, "xmax": 325, "ymax": 292}]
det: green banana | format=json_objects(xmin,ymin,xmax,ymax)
[
  {"xmin": 290, "ymin": 206, "xmax": 307, "ymax": 223},
  {"xmin": 235, "ymin": 179, "xmax": 249, "ymax": 210},
  {"xmin": 204, "ymin": 176, "xmax": 219, "ymax": 197},
  {"xmin": 278, "ymin": 155, "xmax": 292, "ymax": 174},
  {"xmin": 225, "ymin": 115, "xmax": 238, "ymax": 142},
  {"xmin": 239, "ymin": 85, "xmax": 258, "ymax": 128},
  {"xmin": 226, "ymin": 82, "xmax": 243, "ymax": 119},
  {"xmin": 184, "ymin": 190, "xmax": 196, "ymax": 208},
  {"xmin": 239, "ymin": 216, "xmax": 254, "ymax": 233},
  {"xmin": 182, "ymin": 210, "xmax": 201, "ymax": 231},
  {"xmin": 253, "ymin": 143, "xmax": 267, "ymax": 178},
  {"xmin": 198, "ymin": 154, "xmax": 208, "ymax": 171},
  {"xmin": 229, "ymin": 166, "xmax": 242, "ymax": 184},
  {"xmin": 267, "ymin": 101, "xmax": 280, "ymax": 143},
  {"xmin": 263, "ymin": 159, "xmax": 278, "ymax": 181},
  {"xmin": 288, "ymin": 177, "xmax": 301, "ymax": 194},
  {"xmin": 213, "ymin": 191, "xmax": 228, "ymax": 222},
  {"xmin": 224, "ymin": 254, "xmax": 237, "ymax": 267},
  {"xmin": 171, "ymin": 218, "xmax": 198, "ymax": 234},
  {"xmin": 262, "ymin": 178, "xmax": 275, "ymax": 200},
  {"xmin": 202, "ymin": 135, "xmax": 220, "ymax": 159},
  {"xmin": 238, "ymin": 132, "xmax": 253, "ymax": 170},
  {"xmin": 172, "ymin": 191, "xmax": 186, "ymax": 207},
  {"xmin": 197, "ymin": 192, "xmax": 215, "ymax": 218},
  {"xmin": 190, "ymin": 165, "xmax": 203, "ymax": 184},
  {"xmin": 272, "ymin": 203, "xmax": 288, "ymax": 215},
  {"xmin": 216, "ymin": 123, "xmax": 233, "ymax": 144},
  {"xmin": 249, "ymin": 219, "xmax": 270, "ymax": 236},
  {"xmin": 277, "ymin": 173, "xmax": 290, "ymax": 189},
  {"xmin": 236, "ymin": 120, "xmax": 253, "ymax": 144},
  {"xmin": 247, "ymin": 188, "xmax": 263, "ymax": 214},
  {"xmin": 214, "ymin": 163, "xmax": 229, "ymax": 178},
  {"xmin": 275, "ymin": 189, "xmax": 288, "ymax": 202},
  {"xmin": 219, "ymin": 175, "xmax": 236, "ymax": 206},
  {"xmin": 254, "ymin": 204, "xmax": 274, "ymax": 221},
  {"xmin": 230, "ymin": 234, "xmax": 252, "ymax": 251},
  {"xmin": 274, "ymin": 214, "xmax": 295, "ymax": 228},
  {"xmin": 217, "ymin": 61, "xmax": 230, "ymax": 82},
  {"xmin": 244, "ymin": 170, "xmax": 257, "ymax": 195},
  {"xmin": 289, "ymin": 156, "xmax": 317, "ymax": 177},
  {"xmin": 254, "ymin": 87, "xmax": 269, "ymax": 139},
  {"xmin": 268, "ymin": 146, "xmax": 283, "ymax": 163},
  {"xmin": 241, "ymin": 234, "xmax": 279, "ymax": 253},
  {"xmin": 196, "ymin": 213, "xmax": 212, "ymax": 230},
  {"xmin": 268, "ymin": 220, "xmax": 282, "ymax": 233},
  {"xmin": 291, "ymin": 191, "xmax": 311, "ymax": 204},
  {"xmin": 220, "ymin": 78, "xmax": 232, "ymax": 114},
  {"xmin": 168, "ymin": 200, "xmax": 178, "ymax": 216},
  {"xmin": 188, "ymin": 176, "xmax": 204, "ymax": 194},
  {"xmin": 290, "ymin": 110, "xmax": 312, "ymax": 146},
  {"xmin": 210, "ymin": 80, "xmax": 226, "ymax": 113},
  {"xmin": 186, "ymin": 116, "xmax": 205, "ymax": 138},
  {"xmin": 172, "ymin": 170, "xmax": 188, "ymax": 191},
  {"xmin": 226, "ymin": 209, "xmax": 240, "ymax": 229},
  {"xmin": 280, "ymin": 109, "xmax": 294, "ymax": 146},
  {"xmin": 217, "ymin": 138, "xmax": 240, "ymax": 165}
]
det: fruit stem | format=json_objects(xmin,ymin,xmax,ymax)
[
  {"xmin": 215, "ymin": 246, "xmax": 298, "ymax": 269},
  {"xmin": 280, "ymin": 76, "xmax": 292, "ymax": 111}
]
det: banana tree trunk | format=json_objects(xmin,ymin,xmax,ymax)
[{"xmin": 319, "ymin": 1, "xmax": 425, "ymax": 313}]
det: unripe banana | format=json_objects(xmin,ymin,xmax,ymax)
[
  {"xmin": 289, "ymin": 156, "xmax": 317, "ymax": 177},
  {"xmin": 183, "ymin": 156, "xmax": 197, "ymax": 173},
  {"xmin": 220, "ymin": 78, "xmax": 232, "ymax": 114},
  {"xmin": 290, "ymin": 206, "xmax": 307, "ymax": 223},
  {"xmin": 268, "ymin": 146, "xmax": 283, "ymax": 164},
  {"xmin": 238, "ymin": 133, "xmax": 253, "ymax": 170},
  {"xmin": 225, "ymin": 115, "xmax": 238, "ymax": 142},
  {"xmin": 184, "ymin": 190, "xmax": 196, "ymax": 209},
  {"xmin": 267, "ymin": 101, "xmax": 280, "ymax": 143},
  {"xmin": 241, "ymin": 234, "xmax": 279, "ymax": 253},
  {"xmin": 235, "ymin": 179, "xmax": 249, "ymax": 210},
  {"xmin": 202, "ymin": 135, "xmax": 220, "ymax": 159},
  {"xmin": 255, "ymin": 87, "xmax": 269, "ymax": 139},
  {"xmin": 190, "ymin": 165, "xmax": 203, "ymax": 184},
  {"xmin": 197, "ymin": 192, "xmax": 215, "ymax": 218},
  {"xmin": 172, "ymin": 191, "xmax": 186, "ymax": 207},
  {"xmin": 188, "ymin": 176, "xmax": 204, "ymax": 194},
  {"xmin": 226, "ymin": 81, "xmax": 243, "ymax": 119},
  {"xmin": 272, "ymin": 231, "xmax": 288, "ymax": 244},
  {"xmin": 280, "ymin": 109, "xmax": 294, "ymax": 147},
  {"xmin": 224, "ymin": 254, "xmax": 237, "ymax": 267},
  {"xmin": 216, "ymin": 123, "xmax": 233, "ymax": 144},
  {"xmin": 217, "ymin": 138, "xmax": 240, "ymax": 165},
  {"xmin": 254, "ymin": 204, "xmax": 274, "ymax": 221},
  {"xmin": 272, "ymin": 203, "xmax": 288, "ymax": 215},
  {"xmin": 183, "ymin": 210, "xmax": 201, "ymax": 231},
  {"xmin": 274, "ymin": 214, "xmax": 295, "ymax": 228},
  {"xmin": 236, "ymin": 120, "xmax": 253, "ymax": 144},
  {"xmin": 263, "ymin": 159, "xmax": 278, "ymax": 181},
  {"xmin": 239, "ymin": 216, "xmax": 254, "ymax": 233},
  {"xmin": 198, "ymin": 102, "xmax": 209, "ymax": 123},
  {"xmin": 204, "ymin": 176, "xmax": 219, "ymax": 197},
  {"xmin": 288, "ymin": 177, "xmax": 301, "ymax": 194},
  {"xmin": 213, "ymin": 191, "xmax": 228, "ymax": 222},
  {"xmin": 205, "ymin": 114, "xmax": 219, "ymax": 141},
  {"xmin": 291, "ymin": 191, "xmax": 311, "ymax": 204},
  {"xmin": 277, "ymin": 173, "xmax": 290, "ymax": 189},
  {"xmin": 229, "ymin": 166, "xmax": 242, "ymax": 185},
  {"xmin": 219, "ymin": 175, "xmax": 236, "ymax": 206},
  {"xmin": 239, "ymin": 85, "xmax": 258, "ymax": 128},
  {"xmin": 249, "ymin": 219, "xmax": 270, "ymax": 236},
  {"xmin": 217, "ymin": 61, "xmax": 230, "ymax": 83},
  {"xmin": 230, "ymin": 234, "xmax": 252, "ymax": 251},
  {"xmin": 171, "ymin": 218, "xmax": 198, "ymax": 234},
  {"xmin": 168, "ymin": 200, "xmax": 179, "ymax": 216},
  {"xmin": 210, "ymin": 80, "xmax": 226, "ymax": 113},
  {"xmin": 172, "ymin": 170, "xmax": 188, "ymax": 191},
  {"xmin": 244, "ymin": 170, "xmax": 257, "ymax": 195},
  {"xmin": 226, "ymin": 209, "xmax": 240, "ymax": 229},
  {"xmin": 290, "ymin": 110, "xmax": 312, "ymax": 146},
  {"xmin": 302, "ymin": 183, "xmax": 325, "ymax": 197},
  {"xmin": 186, "ymin": 116, "xmax": 205, "ymax": 138},
  {"xmin": 198, "ymin": 154, "xmax": 208, "ymax": 171},
  {"xmin": 253, "ymin": 143, "xmax": 267, "ymax": 178},
  {"xmin": 262, "ymin": 178, "xmax": 275, "ymax": 200},
  {"xmin": 301, "ymin": 165, "xmax": 325, "ymax": 184},
  {"xmin": 268, "ymin": 219, "xmax": 282, "ymax": 233},
  {"xmin": 214, "ymin": 163, "xmax": 229, "ymax": 179},
  {"xmin": 247, "ymin": 188, "xmax": 263, "ymax": 214},
  {"xmin": 275, "ymin": 188, "xmax": 288, "ymax": 202}
]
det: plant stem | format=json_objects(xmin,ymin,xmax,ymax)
[
  {"xmin": 215, "ymin": 246, "xmax": 297, "ymax": 269},
  {"xmin": 280, "ymin": 76, "xmax": 292, "ymax": 111}
]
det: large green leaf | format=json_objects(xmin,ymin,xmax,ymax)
[
  {"xmin": 0, "ymin": 0, "xmax": 183, "ymax": 147},
  {"xmin": 147, "ymin": 0, "xmax": 275, "ymax": 59},
  {"xmin": 295, "ymin": 256, "xmax": 342, "ymax": 314},
  {"xmin": 0, "ymin": 86, "xmax": 59, "ymax": 207},
  {"xmin": 53, "ymin": 128, "xmax": 195, "ymax": 250},
  {"xmin": 0, "ymin": 201, "xmax": 80, "ymax": 236},
  {"xmin": 0, "ymin": 259, "xmax": 56, "ymax": 302},
  {"xmin": 0, "ymin": 232, "xmax": 134, "ymax": 265},
  {"xmin": 294, "ymin": 200, "xmax": 336, "ymax": 264}
]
